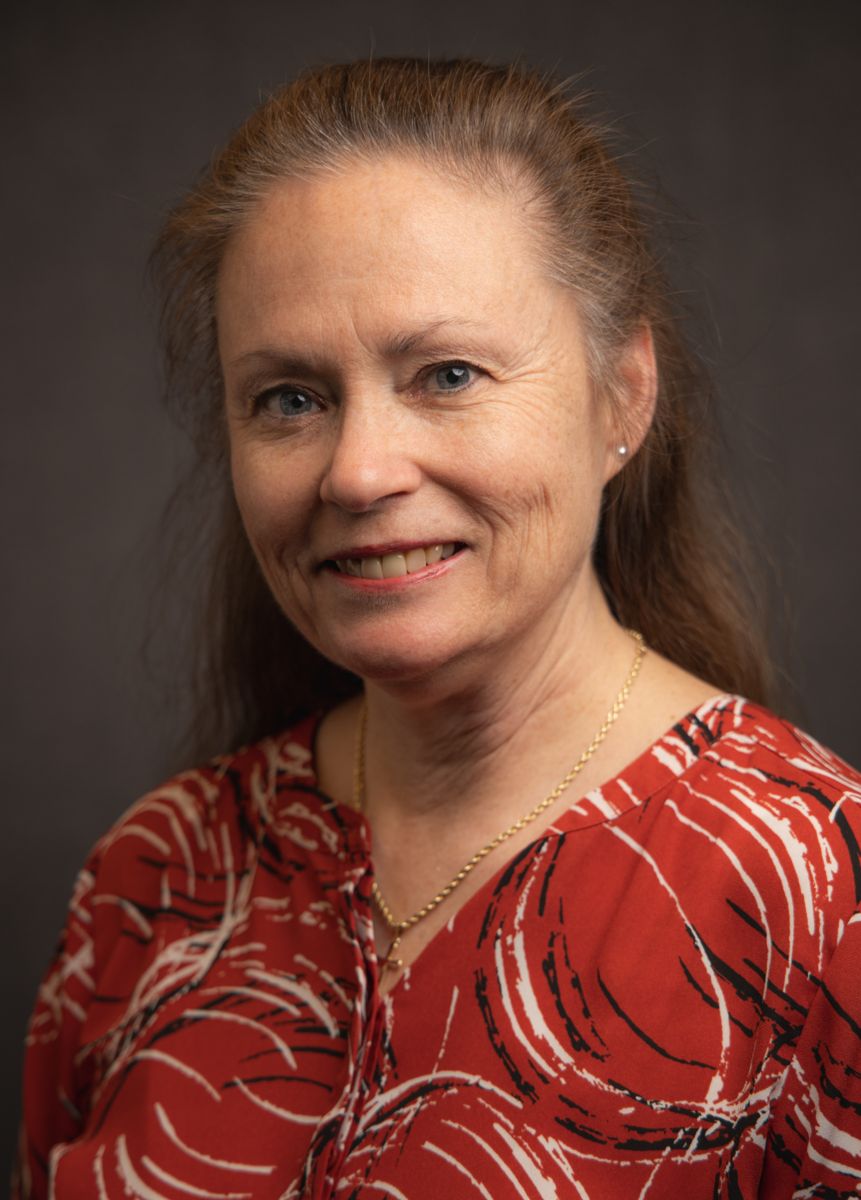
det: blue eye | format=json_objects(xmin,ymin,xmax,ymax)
[
  {"xmin": 260, "ymin": 388, "xmax": 319, "ymax": 418},
  {"xmin": 434, "ymin": 363, "xmax": 474, "ymax": 391}
]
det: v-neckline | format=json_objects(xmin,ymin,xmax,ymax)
[{"xmin": 302, "ymin": 692, "xmax": 743, "ymax": 1000}]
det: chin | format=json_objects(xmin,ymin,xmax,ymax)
[{"xmin": 320, "ymin": 630, "xmax": 469, "ymax": 688}]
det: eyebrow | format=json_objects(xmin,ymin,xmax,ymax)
[
  {"xmin": 226, "ymin": 318, "xmax": 487, "ymax": 373},
  {"xmin": 380, "ymin": 318, "xmax": 484, "ymax": 358}
]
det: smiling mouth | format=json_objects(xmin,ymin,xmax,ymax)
[{"xmin": 329, "ymin": 542, "xmax": 462, "ymax": 579}]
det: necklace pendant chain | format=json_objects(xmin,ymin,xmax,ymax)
[
  {"xmin": 353, "ymin": 629, "xmax": 647, "ymax": 970},
  {"xmin": 381, "ymin": 931, "xmax": 405, "ymax": 971}
]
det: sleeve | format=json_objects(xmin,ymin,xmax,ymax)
[
  {"xmin": 11, "ymin": 853, "xmax": 103, "ymax": 1200},
  {"xmin": 762, "ymin": 908, "xmax": 861, "ymax": 1198}
]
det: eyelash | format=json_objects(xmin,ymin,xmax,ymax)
[
  {"xmin": 254, "ymin": 387, "xmax": 320, "ymax": 420},
  {"xmin": 252, "ymin": 360, "xmax": 483, "ymax": 419},
  {"xmin": 422, "ymin": 361, "xmax": 479, "ymax": 393}
]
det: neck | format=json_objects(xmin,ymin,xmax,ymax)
[{"xmin": 357, "ymin": 573, "xmax": 638, "ymax": 827}]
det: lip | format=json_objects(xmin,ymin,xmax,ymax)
[{"xmin": 322, "ymin": 544, "xmax": 467, "ymax": 589}]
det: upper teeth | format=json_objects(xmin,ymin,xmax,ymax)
[{"xmin": 335, "ymin": 543, "xmax": 457, "ymax": 578}]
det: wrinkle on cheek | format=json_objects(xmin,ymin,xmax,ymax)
[
  {"xmin": 229, "ymin": 448, "xmax": 320, "ymax": 631},
  {"xmin": 479, "ymin": 477, "xmax": 558, "ymax": 556},
  {"xmin": 250, "ymin": 536, "xmax": 321, "ymax": 642},
  {"xmin": 520, "ymin": 482, "xmax": 567, "ymax": 561},
  {"xmin": 478, "ymin": 450, "xmax": 600, "ymax": 580}
]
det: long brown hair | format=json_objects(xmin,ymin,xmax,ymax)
[{"xmin": 151, "ymin": 57, "xmax": 776, "ymax": 759}]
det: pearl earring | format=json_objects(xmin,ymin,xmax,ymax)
[{"xmin": 617, "ymin": 444, "xmax": 629, "ymax": 458}]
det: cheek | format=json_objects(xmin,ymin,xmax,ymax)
[
  {"xmin": 519, "ymin": 457, "xmax": 608, "ymax": 585},
  {"xmin": 464, "ymin": 411, "xmax": 604, "ymax": 533},
  {"xmin": 230, "ymin": 449, "xmax": 268, "ymax": 541},
  {"xmin": 229, "ymin": 444, "xmax": 308, "ymax": 561}
]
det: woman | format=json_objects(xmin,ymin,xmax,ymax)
[{"xmin": 15, "ymin": 58, "xmax": 861, "ymax": 1199}]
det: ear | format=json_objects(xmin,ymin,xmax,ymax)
[{"xmin": 603, "ymin": 324, "xmax": 657, "ymax": 483}]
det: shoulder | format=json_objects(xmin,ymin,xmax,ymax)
[
  {"xmin": 653, "ymin": 695, "xmax": 861, "ymax": 935},
  {"xmin": 83, "ymin": 715, "xmax": 324, "ymax": 922},
  {"xmin": 594, "ymin": 694, "xmax": 861, "ymax": 952},
  {"xmin": 18, "ymin": 715, "xmax": 335, "ymax": 1158},
  {"xmin": 607, "ymin": 693, "xmax": 861, "ymax": 837},
  {"xmin": 689, "ymin": 694, "xmax": 861, "ymax": 815}
]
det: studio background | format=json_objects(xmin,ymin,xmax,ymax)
[{"xmin": 2, "ymin": 0, "xmax": 858, "ymax": 1177}]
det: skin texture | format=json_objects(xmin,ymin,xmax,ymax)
[
  {"xmin": 220, "ymin": 157, "xmax": 632, "ymax": 687},
  {"xmin": 217, "ymin": 155, "xmax": 714, "ymax": 983}
]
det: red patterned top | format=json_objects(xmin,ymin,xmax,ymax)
[{"xmin": 14, "ymin": 696, "xmax": 861, "ymax": 1198}]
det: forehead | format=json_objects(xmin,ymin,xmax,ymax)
[{"xmin": 216, "ymin": 155, "xmax": 556, "ymax": 348}]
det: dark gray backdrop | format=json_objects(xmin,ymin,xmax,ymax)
[{"xmin": 3, "ymin": 0, "xmax": 859, "ymax": 1177}]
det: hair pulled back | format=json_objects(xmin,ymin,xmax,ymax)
[{"xmin": 152, "ymin": 57, "xmax": 773, "ymax": 757}]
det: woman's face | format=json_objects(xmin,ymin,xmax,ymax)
[{"xmin": 218, "ymin": 155, "xmax": 634, "ymax": 686}]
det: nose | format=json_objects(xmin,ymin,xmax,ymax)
[{"xmin": 318, "ymin": 398, "xmax": 423, "ymax": 512}]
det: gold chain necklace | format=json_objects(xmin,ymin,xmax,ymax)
[{"xmin": 352, "ymin": 629, "xmax": 647, "ymax": 972}]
